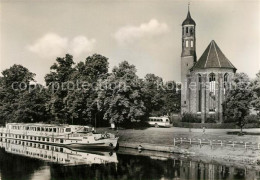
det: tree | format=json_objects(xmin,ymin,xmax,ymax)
[
  {"xmin": 0, "ymin": 65, "xmax": 49, "ymax": 124},
  {"xmin": 64, "ymin": 54, "xmax": 109, "ymax": 125},
  {"xmin": 223, "ymin": 73, "xmax": 253, "ymax": 134},
  {"xmin": 45, "ymin": 54, "xmax": 75, "ymax": 123},
  {"xmin": 97, "ymin": 61, "xmax": 146, "ymax": 126},
  {"xmin": 161, "ymin": 81, "xmax": 181, "ymax": 115},
  {"xmin": 142, "ymin": 75, "xmax": 181, "ymax": 117},
  {"xmin": 252, "ymin": 71, "xmax": 260, "ymax": 116},
  {"xmin": 142, "ymin": 74, "xmax": 165, "ymax": 117},
  {"xmin": 12, "ymin": 84, "xmax": 51, "ymax": 123}
]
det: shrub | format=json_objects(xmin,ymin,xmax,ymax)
[
  {"xmin": 181, "ymin": 113, "xmax": 201, "ymax": 123},
  {"xmin": 245, "ymin": 114, "xmax": 259, "ymax": 124},
  {"xmin": 205, "ymin": 116, "xmax": 216, "ymax": 123}
]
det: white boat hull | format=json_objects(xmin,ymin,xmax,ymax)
[{"xmin": 0, "ymin": 123, "xmax": 119, "ymax": 150}]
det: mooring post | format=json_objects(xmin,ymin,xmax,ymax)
[
  {"xmin": 232, "ymin": 141, "xmax": 235, "ymax": 148},
  {"xmin": 173, "ymin": 138, "xmax": 175, "ymax": 146},
  {"xmin": 220, "ymin": 140, "xmax": 223, "ymax": 147},
  {"xmin": 180, "ymin": 138, "xmax": 182, "ymax": 144},
  {"xmin": 199, "ymin": 139, "xmax": 201, "ymax": 145}
]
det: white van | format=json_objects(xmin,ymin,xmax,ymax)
[{"xmin": 148, "ymin": 117, "xmax": 171, "ymax": 128}]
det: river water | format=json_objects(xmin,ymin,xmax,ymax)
[{"xmin": 0, "ymin": 140, "xmax": 259, "ymax": 180}]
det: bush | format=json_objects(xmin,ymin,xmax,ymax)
[
  {"xmin": 205, "ymin": 116, "xmax": 216, "ymax": 123},
  {"xmin": 181, "ymin": 113, "xmax": 201, "ymax": 123},
  {"xmin": 245, "ymin": 114, "xmax": 259, "ymax": 124}
]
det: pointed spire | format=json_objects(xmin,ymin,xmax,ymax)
[{"xmin": 182, "ymin": 3, "xmax": 196, "ymax": 26}]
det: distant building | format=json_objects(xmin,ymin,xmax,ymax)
[{"xmin": 180, "ymin": 7, "xmax": 237, "ymax": 123}]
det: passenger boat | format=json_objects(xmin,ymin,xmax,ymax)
[
  {"xmin": 0, "ymin": 139, "xmax": 118, "ymax": 165},
  {"xmin": 0, "ymin": 123, "xmax": 119, "ymax": 150}
]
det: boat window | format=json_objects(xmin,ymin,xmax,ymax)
[
  {"xmin": 60, "ymin": 148, "xmax": 63, "ymax": 152},
  {"xmin": 166, "ymin": 119, "xmax": 169, "ymax": 122},
  {"xmin": 65, "ymin": 128, "xmax": 71, "ymax": 132},
  {"xmin": 53, "ymin": 128, "xmax": 56, "ymax": 132},
  {"xmin": 50, "ymin": 128, "xmax": 52, "ymax": 132},
  {"xmin": 37, "ymin": 127, "xmax": 40, "ymax": 131},
  {"xmin": 41, "ymin": 127, "xmax": 44, "ymax": 131}
]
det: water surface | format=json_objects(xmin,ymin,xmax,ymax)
[{"xmin": 0, "ymin": 140, "xmax": 259, "ymax": 180}]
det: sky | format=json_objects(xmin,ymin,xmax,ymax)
[{"xmin": 0, "ymin": 0, "xmax": 260, "ymax": 85}]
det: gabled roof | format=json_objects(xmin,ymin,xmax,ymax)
[
  {"xmin": 182, "ymin": 10, "xmax": 196, "ymax": 26},
  {"xmin": 192, "ymin": 40, "xmax": 236, "ymax": 71}
]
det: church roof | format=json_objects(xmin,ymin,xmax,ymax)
[
  {"xmin": 182, "ymin": 10, "xmax": 196, "ymax": 26},
  {"xmin": 192, "ymin": 40, "xmax": 236, "ymax": 71}
]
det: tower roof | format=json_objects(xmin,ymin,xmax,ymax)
[
  {"xmin": 192, "ymin": 40, "xmax": 236, "ymax": 71},
  {"xmin": 182, "ymin": 10, "xmax": 196, "ymax": 26}
]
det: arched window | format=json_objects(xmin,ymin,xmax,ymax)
[
  {"xmin": 209, "ymin": 73, "xmax": 216, "ymax": 112},
  {"xmin": 186, "ymin": 27, "xmax": 188, "ymax": 34},
  {"xmin": 198, "ymin": 74, "xmax": 202, "ymax": 112},
  {"xmin": 186, "ymin": 40, "xmax": 189, "ymax": 47},
  {"xmin": 224, "ymin": 73, "xmax": 229, "ymax": 95},
  {"xmin": 182, "ymin": 27, "xmax": 184, "ymax": 36},
  {"xmin": 190, "ymin": 28, "xmax": 193, "ymax": 35},
  {"xmin": 191, "ymin": 40, "xmax": 194, "ymax": 47}
]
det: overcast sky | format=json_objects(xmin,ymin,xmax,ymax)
[{"xmin": 0, "ymin": 0, "xmax": 259, "ymax": 84}]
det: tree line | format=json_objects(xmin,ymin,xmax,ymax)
[
  {"xmin": 0, "ymin": 53, "xmax": 259, "ymax": 130},
  {"xmin": 0, "ymin": 54, "xmax": 180, "ymax": 126}
]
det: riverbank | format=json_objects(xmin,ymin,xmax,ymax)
[
  {"xmin": 98, "ymin": 127, "xmax": 260, "ymax": 145},
  {"xmin": 98, "ymin": 127, "xmax": 260, "ymax": 168},
  {"xmin": 118, "ymin": 147, "xmax": 260, "ymax": 171}
]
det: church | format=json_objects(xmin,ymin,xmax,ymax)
[{"xmin": 180, "ymin": 8, "xmax": 237, "ymax": 123}]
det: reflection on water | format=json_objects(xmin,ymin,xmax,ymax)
[
  {"xmin": 0, "ymin": 139, "xmax": 118, "ymax": 166},
  {"xmin": 0, "ymin": 139, "xmax": 259, "ymax": 180}
]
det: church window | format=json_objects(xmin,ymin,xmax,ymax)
[
  {"xmin": 186, "ymin": 40, "xmax": 189, "ymax": 47},
  {"xmin": 209, "ymin": 73, "xmax": 216, "ymax": 112},
  {"xmin": 198, "ymin": 74, "xmax": 202, "ymax": 112},
  {"xmin": 182, "ymin": 27, "xmax": 184, "ymax": 36},
  {"xmin": 224, "ymin": 73, "xmax": 229, "ymax": 95},
  {"xmin": 191, "ymin": 40, "xmax": 194, "ymax": 47},
  {"xmin": 186, "ymin": 27, "xmax": 188, "ymax": 34},
  {"xmin": 190, "ymin": 28, "xmax": 193, "ymax": 35}
]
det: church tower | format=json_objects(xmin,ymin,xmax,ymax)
[{"xmin": 181, "ymin": 7, "xmax": 197, "ymax": 113}]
